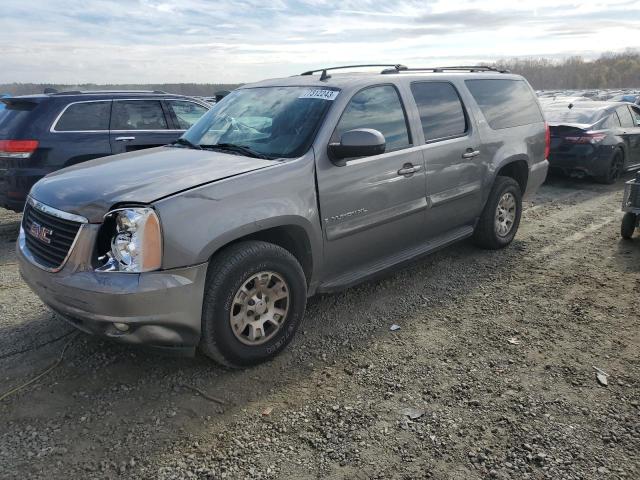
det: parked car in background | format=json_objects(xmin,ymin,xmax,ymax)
[
  {"xmin": 17, "ymin": 65, "xmax": 548, "ymax": 367},
  {"xmin": 545, "ymin": 101, "xmax": 640, "ymax": 183},
  {"xmin": 0, "ymin": 91, "xmax": 210, "ymax": 212},
  {"xmin": 609, "ymin": 94, "xmax": 640, "ymax": 105}
]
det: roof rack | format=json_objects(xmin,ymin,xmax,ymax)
[
  {"xmin": 382, "ymin": 65, "xmax": 510, "ymax": 74},
  {"xmin": 301, "ymin": 64, "xmax": 408, "ymax": 80},
  {"xmin": 51, "ymin": 89, "xmax": 170, "ymax": 95}
]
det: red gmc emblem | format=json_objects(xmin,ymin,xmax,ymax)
[{"xmin": 29, "ymin": 222, "xmax": 53, "ymax": 244}]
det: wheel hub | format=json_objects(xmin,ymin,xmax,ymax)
[
  {"xmin": 495, "ymin": 192, "xmax": 516, "ymax": 237},
  {"xmin": 229, "ymin": 271, "xmax": 290, "ymax": 346}
]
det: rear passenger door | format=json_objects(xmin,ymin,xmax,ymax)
[
  {"xmin": 50, "ymin": 100, "xmax": 112, "ymax": 165},
  {"xmin": 109, "ymin": 100, "xmax": 178, "ymax": 153},
  {"xmin": 409, "ymin": 81, "xmax": 484, "ymax": 237}
]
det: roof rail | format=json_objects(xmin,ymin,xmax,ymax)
[
  {"xmin": 51, "ymin": 90, "xmax": 172, "ymax": 96},
  {"xmin": 301, "ymin": 64, "xmax": 408, "ymax": 80},
  {"xmin": 383, "ymin": 65, "xmax": 510, "ymax": 74}
]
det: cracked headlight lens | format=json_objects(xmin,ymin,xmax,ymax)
[{"xmin": 96, "ymin": 208, "xmax": 162, "ymax": 273}]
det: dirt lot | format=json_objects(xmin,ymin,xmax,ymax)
[{"xmin": 1, "ymin": 176, "xmax": 639, "ymax": 480}]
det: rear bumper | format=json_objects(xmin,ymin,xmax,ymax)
[
  {"xmin": 17, "ymin": 223, "xmax": 208, "ymax": 354},
  {"xmin": 548, "ymin": 147, "xmax": 616, "ymax": 178},
  {"xmin": 524, "ymin": 159, "xmax": 549, "ymax": 198},
  {"xmin": 0, "ymin": 166, "xmax": 52, "ymax": 212}
]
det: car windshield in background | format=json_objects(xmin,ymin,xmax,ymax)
[
  {"xmin": 181, "ymin": 87, "xmax": 338, "ymax": 159},
  {"xmin": 544, "ymin": 108, "xmax": 602, "ymax": 124}
]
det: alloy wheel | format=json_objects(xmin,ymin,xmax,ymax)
[{"xmin": 229, "ymin": 271, "xmax": 290, "ymax": 345}]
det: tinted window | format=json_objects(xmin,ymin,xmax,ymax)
[
  {"xmin": 465, "ymin": 79, "xmax": 543, "ymax": 129},
  {"xmin": 630, "ymin": 106, "xmax": 640, "ymax": 125},
  {"xmin": 410, "ymin": 82, "xmax": 466, "ymax": 142},
  {"xmin": 601, "ymin": 114, "xmax": 621, "ymax": 129},
  {"xmin": 55, "ymin": 101, "xmax": 110, "ymax": 131},
  {"xmin": 111, "ymin": 100, "xmax": 168, "ymax": 130},
  {"xmin": 617, "ymin": 106, "xmax": 635, "ymax": 128},
  {"xmin": 334, "ymin": 85, "xmax": 410, "ymax": 152},
  {"xmin": 168, "ymin": 100, "xmax": 208, "ymax": 129}
]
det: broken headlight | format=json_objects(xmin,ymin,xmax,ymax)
[{"xmin": 96, "ymin": 208, "xmax": 162, "ymax": 273}]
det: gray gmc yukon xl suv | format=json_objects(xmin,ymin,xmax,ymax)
[{"xmin": 17, "ymin": 65, "xmax": 549, "ymax": 367}]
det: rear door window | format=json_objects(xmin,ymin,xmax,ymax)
[
  {"xmin": 630, "ymin": 106, "xmax": 640, "ymax": 125},
  {"xmin": 166, "ymin": 100, "xmax": 208, "ymax": 129},
  {"xmin": 111, "ymin": 100, "xmax": 168, "ymax": 130},
  {"xmin": 617, "ymin": 106, "xmax": 635, "ymax": 128},
  {"xmin": 54, "ymin": 101, "xmax": 111, "ymax": 131},
  {"xmin": 465, "ymin": 79, "xmax": 543, "ymax": 129},
  {"xmin": 333, "ymin": 85, "xmax": 410, "ymax": 152},
  {"xmin": 410, "ymin": 82, "xmax": 467, "ymax": 142}
]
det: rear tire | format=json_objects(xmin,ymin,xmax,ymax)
[
  {"xmin": 199, "ymin": 241, "xmax": 307, "ymax": 368},
  {"xmin": 596, "ymin": 151, "xmax": 623, "ymax": 185},
  {"xmin": 621, "ymin": 212, "xmax": 636, "ymax": 240},
  {"xmin": 473, "ymin": 176, "xmax": 522, "ymax": 250}
]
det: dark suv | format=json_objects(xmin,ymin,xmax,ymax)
[{"xmin": 0, "ymin": 91, "xmax": 210, "ymax": 212}]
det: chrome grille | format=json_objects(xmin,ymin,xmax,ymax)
[{"xmin": 22, "ymin": 201, "xmax": 82, "ymax": 269}]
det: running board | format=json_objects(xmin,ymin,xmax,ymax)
[{"xmin": 317, "ymin": 225, "xmax": 474, "ymax": 293}]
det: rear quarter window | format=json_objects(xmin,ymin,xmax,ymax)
[{"xmin": 465, "ymin": 79, "xmax": 543, "ymax": 130}]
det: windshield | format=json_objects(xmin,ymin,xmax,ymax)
[
  {"xmin": 544, "ymin": 108, "xmax": 602, "ymax": 124},
  {"xmin": 180, "ymin": 86, "xmax": 338, "ymax": 159}
]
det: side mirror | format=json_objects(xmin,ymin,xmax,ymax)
[{"xmin": 328, "ymin": 128, "xmax": 386, "ymax": 162}]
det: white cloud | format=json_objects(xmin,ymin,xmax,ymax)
[{"xmin": 0, "ymin": 0, "xmax": 638, "ymax": 83}]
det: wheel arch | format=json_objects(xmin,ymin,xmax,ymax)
[
  {"xmin": 494, "ymin": 157, "xmax": 529, "ymax": 194},
  {"xmin": 201, "ymin": 216, "xmax": 318, "ymax": 287}
]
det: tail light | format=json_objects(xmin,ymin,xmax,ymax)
[
  {"xmin": 0, "ymin": 140, "xmax": 39, "ymax": 158},
  {"xmin": 544, "ymin": 122, "xmax": 550, "ymax": 159},
  {"xmin": 563, "ymin": 132, "xmax": 607, "ymax": 144}
]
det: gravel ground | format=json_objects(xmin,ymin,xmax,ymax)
[{"xmin": 0, "ymin": 175, "xmax": 639, "ymax": 480}]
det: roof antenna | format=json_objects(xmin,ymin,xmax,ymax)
[
  {"xmin": 319, "ymin": 69, "xmax": 330, "ymax": 81},
  {"xmin": 568, "ymin": 103, "xmax": 574, "ymax": 109}
]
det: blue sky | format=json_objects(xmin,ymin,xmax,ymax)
[{"xmin": 1, "ymin": 0, "xmax": 639, "ymax": 83}]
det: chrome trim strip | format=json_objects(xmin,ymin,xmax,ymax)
[
  {"xmin": 49, "ymin": 98, "xmax": 209, "ymax": 133},
  {"xmin": 27, "ymin": 196, "xmax": 89, "ymax": 224}
]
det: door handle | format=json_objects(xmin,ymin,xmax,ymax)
[
  {"xmin": 115, "ymin": 136, "xmax": 136, "ymax": 142},
  {"xmin": 397, "ymin": 163, "xmax": 422, "ymax": 176},
  {"xmin": 462, "ymin": 149, "xmax": 480, "ymax": 159}
]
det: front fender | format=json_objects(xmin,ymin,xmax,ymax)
[{"xmin": 153, "ymin": 152, "xmax": 323, "ymax": 274}]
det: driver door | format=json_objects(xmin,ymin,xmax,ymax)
[{"xmin": 315, "ymin": 85, "xmax": 427, "ymax": 281}]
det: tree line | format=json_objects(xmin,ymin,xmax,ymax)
[
  {"xmin": 492, "ymin": 51, "xmax": 640, "ymax": 90},
  {"xmin": 1, "ymin": 51, "xmax": 639, "ymax": 95}
]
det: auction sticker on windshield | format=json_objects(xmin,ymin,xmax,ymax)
[{"xmin": 299, "ymin": 89, "xmax": 340, "ymax": 100}]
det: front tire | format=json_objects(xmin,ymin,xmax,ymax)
[
  {"xmin": 473, "ymin": 176, "xmax": 522, "ymax": 250},
  {"xmin": 199, "ymin": 241, "xmax": 307, "ymax": 368},
  {"xmin": 621, "ymin": 212, "xmax": 636, "ymax": 240}
]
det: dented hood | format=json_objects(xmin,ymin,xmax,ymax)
[{"xmin": 29, "ymin": 146, "xmax": 277, "ymax": 223}]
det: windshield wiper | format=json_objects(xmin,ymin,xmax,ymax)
[
  {"xmin": 200, "ymin": 143, "xmax": 275, "ymax": 160},
  {"xmin": 170, "ymin": 138, "xmax": 202, "ymax": 150}
]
